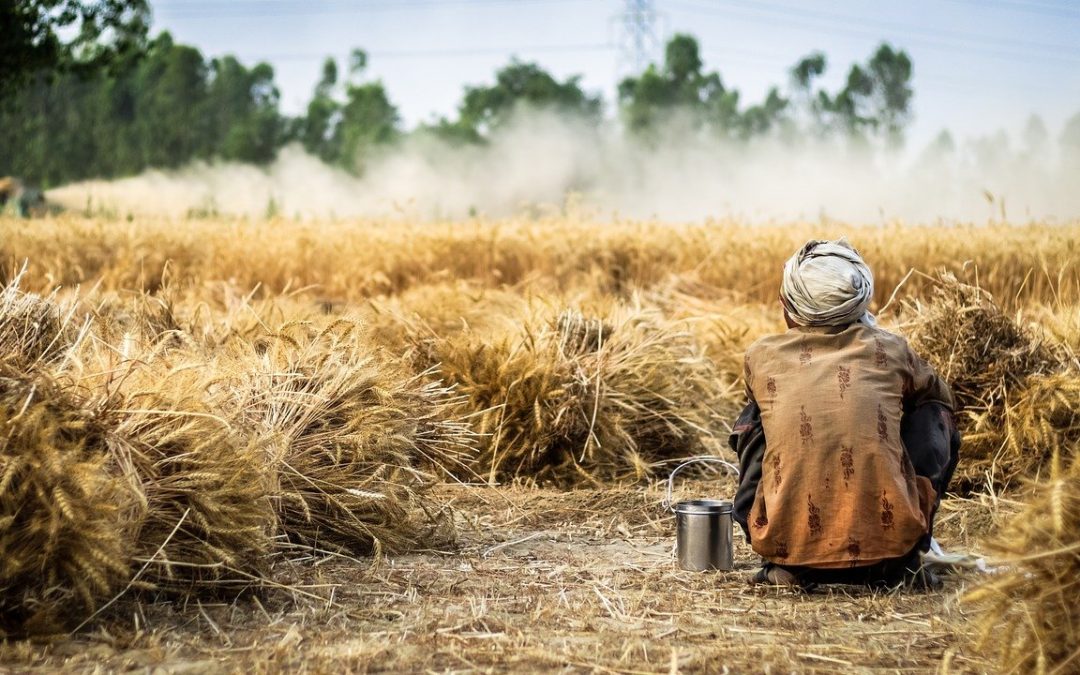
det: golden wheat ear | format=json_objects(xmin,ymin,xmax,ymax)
[
  {"xmin": 903, "ymin": 271, "xmax": 1074, "ymax": 491},
  {"xmin": 0, "ymin": 370, "xmax": 135, "ymax": 635},
  {"xmin": 966, "ymin": 456, "xmax": 1080, "ymax": 674}
]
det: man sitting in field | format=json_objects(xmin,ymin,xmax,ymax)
[{"xmin": 730, "ymin": 238, "xmax": 959, "ymax": 589}]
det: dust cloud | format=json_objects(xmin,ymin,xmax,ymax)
[{"xmin": 47, "ymin": 109, "xmax": 1080, "ymax": 223}]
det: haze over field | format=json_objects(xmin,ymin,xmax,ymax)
[{"xmin": 50, "ymin": 110, "xmax": 1080, "ymax": 222}]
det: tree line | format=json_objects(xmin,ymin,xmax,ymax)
[{"xmin": 4, "ymin": 0, "xmax": 1066, "ymax": 188}]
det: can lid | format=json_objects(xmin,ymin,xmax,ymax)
[{"xmin": 674, "ymin": 499, "xmax": 733, "ymax": 514}]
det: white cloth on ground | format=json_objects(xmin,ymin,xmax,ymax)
[{"xmin": 923, "ymin": 537, "xmax": 994, "ymax": 573}]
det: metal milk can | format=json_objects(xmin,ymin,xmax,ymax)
[{"xmin": 666, "ymin": 457, "xmax": 739, "ymax": 572}]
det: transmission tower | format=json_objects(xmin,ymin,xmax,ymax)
[{"xmin": 617, "ymin": 0, "xmax": 659, "ymax": 75}]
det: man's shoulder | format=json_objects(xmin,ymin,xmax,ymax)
[
  {"xmin": 862, "ymin": 325, "xmax": 912, "ymax": 351},
  {"xmin": 744, "ymin": 331, "xmax": 801, "ymax": 365},
  {"xmin": 746, "ymin": 332, "xmax": 792, "ymax": 353},
  {"xmin": 748, "ymin": 325, "xmax": 916, "ymax": 360}
]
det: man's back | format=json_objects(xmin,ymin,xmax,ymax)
[{"xmin": 743, "ymin": 324, "xmax": 952, "ymax": 567}]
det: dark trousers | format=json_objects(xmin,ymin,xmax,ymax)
[
  {"xmin": 729, "ymin": 401, "xmax": 960, "ymax": 584},
  {"xmin": 772, "ymin": 545, "xmax": 924, "ymax": 586}
]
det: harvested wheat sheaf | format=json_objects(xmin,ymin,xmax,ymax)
[
  {"xmin": 903, "ymin": 273, "xmax": 1079, "ymax": 488},
  {"xmin": 0, "ymin": 289, "xmax": 474, "ymax": 632},
  {"xmin": 365, "ymin": 282, "xmax": 530, "ymax": 351},
  {"xmin": 0, "ymin": 274, "xmax": 82, "ymax": 368},
  {"xmin": 967, "ymin": 453, "xmax": 1080, "ymax": 674},
  {"xmin": 0, "ymin": 371, "xmax": 133, "ymax": 634},
  {"xmin": 90, "ymin": 290, "xmax": 203, "ymax": 350},
  {"xmin": 111, "ymin": 358, "xmax": 277, "ymax": 592},
  {"xmin": 425, "ymin": 303, "xmax": 725, "ymax": 483},
  {"xmin": 222, "ymin": 321, "xmax": 470, "ymax": 556}
]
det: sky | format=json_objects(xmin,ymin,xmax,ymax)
[{"xmin": 150, "ymin": 0, "xmax": 1080, "ymax": 154}]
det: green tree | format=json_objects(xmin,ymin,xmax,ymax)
[
  {"xmin": 791, "ymin": 52, "xmax": 827, "ymax": 92},
  {"xmin": 296, "ymin": 57, "xmax": 342, "ymax": 163},
  {"xmin": 617, "ymin": 34, "xmax": 785, "ymax": 140},
  {"xmin": 789, "ymin": 52, "xmax": 828, "ymax": 131},
  {"xmin": 817, "ymin": 44, "xmax": 913, "ymax": 144},
  {"xmin": 0, "ymin": 28, "xmax": 289, "ymax": 185},
  {"xmin": 131, "ymin": 33, "xmax": 210, "ymax": 168},
  {"xmin": 335, "ymin": 49, "xmax": 399, "ymax": 172},
  {"xmin": 442, "ymin": 60, "xmax": 602, "ymax": 141},
  {"xmin": 206, "ymin": 57, "xmax": 284, "ymax": 163},
  {"xmin": 289, "ymin": 50, "xmax": 399, "ymax": 172},
  {"xmin": 864, "ymin": 44, "xmax": 913, "ymax": 143},
  {"xmin": 0, "ymin": 0, "xmax": 149, "ymax": 93},
  {"xmin": 739, "ymin": 88, "xmax": 789, "ymax": 138},
  {"xmin": 618, "ymin": 34, "xmax": 725, "ymax": 133}
]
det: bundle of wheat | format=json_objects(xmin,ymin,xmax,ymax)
[
  {"xmin": 0, "ymin": 371, "xmax": 134, "ymax": 635},
  {"xmin": 577, "ymin": 307, "xmax": 726, "ymax": 476},
  {"xmin": 89, "ymin": 291, "xmax": 200, "ymax": 351},
  {"xmin": 434, "ymin": 303, "xmax": 725, "ymax": 484},
  {"xmin": 903, "ymin": 273, "xmax": 1063, "ymax": 409},
  {"xmin": 903, "ymin": 273, "xmax": 1074, "ymax": 488},
  {"xmin": 966, "ymin": 453, "xmax": 1080, "ymax": 673},
  {"xmin": 112, "ymin": 359, "xmax": 277, "ymax": 592},
  {"xmin": 223, "ymin": 321, "xmax": 469, "ymax": 556},
  {"xmin": 363, "ymin": 282, "xmax": 530, "ymax": 366},
  {"xmin": 987, "ymin": 372, "xmax": 1080, "ymax": 485},
  {"xmin": 435, "ymin": 326, "xmax": 575, "ymax": 483},
  {"xmin": 0, "ymin": 273, "xmax": 82, "ymax": 368}
]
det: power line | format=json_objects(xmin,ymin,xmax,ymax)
[
  {"xmin": 673, "ymin": 0, "xmax": 1080, "ymax": 61},
  {"xmin": 666, "ymin": 0, "xmax": 1080, "ymax": 66},
  {"xmin": 155, "ymin": 0, "xmax": 585, "ymax": 20},
  {"xmin": 244, "ymin": 42, "xmax": 615, "ymax": 62},
  {"xmin": 945, "ymin": 0, "xmax": 1080, "ymax": 21},
  {"xmin": 713, "ymin": 0, "xmax": 1079, "ymax": 56},
  {"xmin": 698, "ymin": 49, "xmax": 1063, "ymax": 99}
]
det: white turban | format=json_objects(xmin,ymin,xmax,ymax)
[{"xmin": 780, "ymin": 237, "xmax": 876, "ymax": 327}]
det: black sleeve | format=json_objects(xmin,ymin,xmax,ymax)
[
  {"xmin": 729, "ymin": 400, "xmax": 766, "ymax": 539},
  {"xmin": 899, "ymin": 401, "xmax": 961, "ymax": 499}
]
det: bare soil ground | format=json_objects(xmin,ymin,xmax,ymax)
[{"xmin": 1, "ymin": 477, "xmax": 1007, "ymax": 674}]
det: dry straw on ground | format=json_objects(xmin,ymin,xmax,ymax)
[
  {"xmin": 902, "ymin": 272, "xmax": 1079, "ymax": 489},
  {"xmin": 110, "ymin": 359, "xmax": 278, "ymax": 593},
  {"xmin": 221, "ymin": 320, "xmax": 471, "ymax": 556},
  {"xmin": 967, "ymin": 452, "xmax": 1080, "ymax": 674},
  {"xmin": 0, "ymin": 482, "xmax": 999, "ymax": 673},
  {"xmin": 2, "ymin": 214, "xmax": 1079, "ymax": 663},
  {"xmin": 0, "ymin": 370, "xmax": 133, "ymax": 635},
  {"xmin": 0, "ymin": 272, "xmax": 84, "ymax": 369},
  {"xmin": 417, "ymin": 302, "xmax": 725, "ymax": 483}
]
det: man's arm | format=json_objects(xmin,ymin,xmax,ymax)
[
  {"xmin": 730, "ymin": 400, "xmax": 765, "ymax": 540},
  {"xmin": 900, "ymin": 402, "xmax": 961, "ymax": 499},
  {"xmin": 900, "ymin": 341, "xmax": 961, "ymax": 506},
  {"xmin": 902, "ymin": 342, "xmax": 955, "ymax": 411}
]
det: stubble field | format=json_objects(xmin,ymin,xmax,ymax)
[{"xmin": 0, "ymin": 215, "xmax": 1077, "ymax": 673}]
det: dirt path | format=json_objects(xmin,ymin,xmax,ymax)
[{"xmin": 2, "ymin": 483, "xmax": 996, "ymax": 673}]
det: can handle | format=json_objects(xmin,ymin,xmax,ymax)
[{"xmin": 664, "ymin": 456, "xmax": 740, "ymax": 512}]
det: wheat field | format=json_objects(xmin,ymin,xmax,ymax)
[{"xmin": 1, "ymin": 215, "xmax": 1078, "ymax": 673}]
